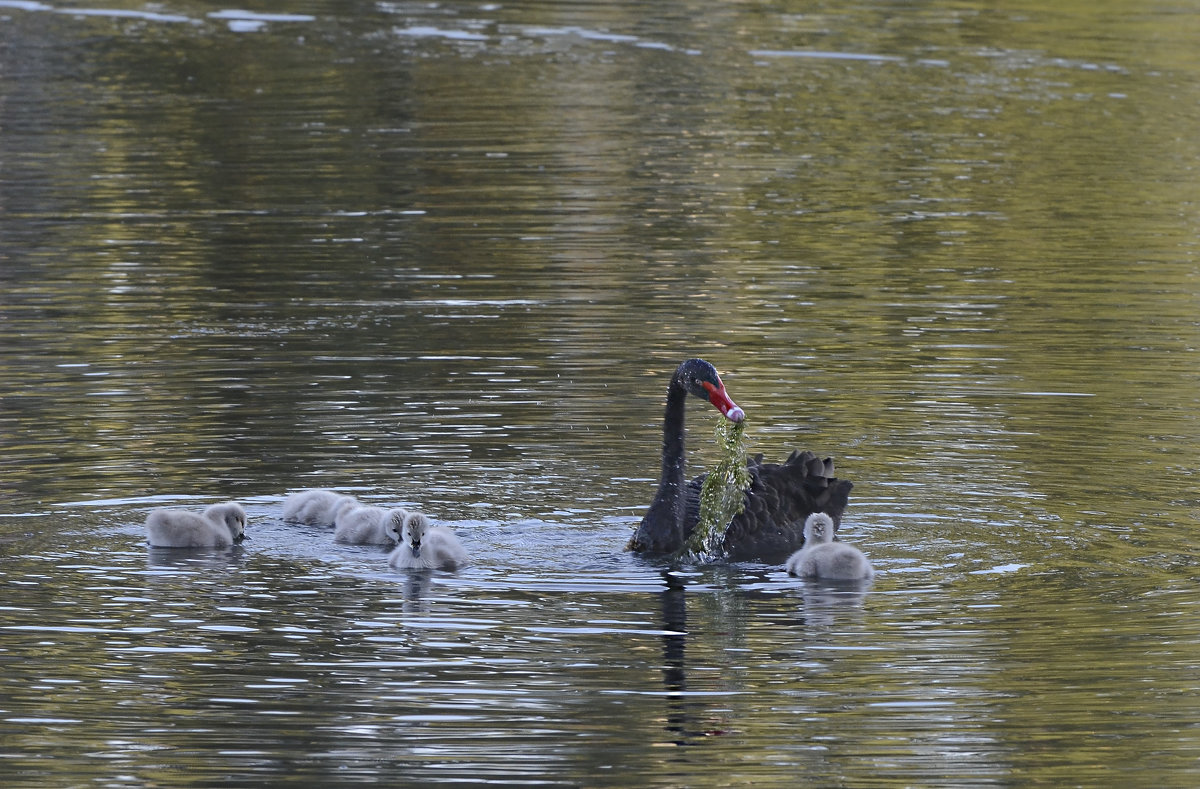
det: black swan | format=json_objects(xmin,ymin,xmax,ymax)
[
  {"xmin": 387, "ymin": 512, "xmax": 468, "ymax": 571},
  {"xmin": 282, "ymin": 489, "xmax": 357, "ymax": 526},
  {"xmin": 628, "ymin": 358, "xmax": 852, "ymax": 563},
  {"xmin": 333, "ymin": 504, "xmax": 406, "ymax": 545},
  {"xmin": 785, "ymin": 513, "xmax": 874, "ymax": 580},
  {"xmin": 146, "ymin": 502, "xmax": 248, "ymax": 548}
]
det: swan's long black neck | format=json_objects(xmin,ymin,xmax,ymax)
[{"xmin": 641, "ymin": 378, "xmax": 689, "ymax": 551}]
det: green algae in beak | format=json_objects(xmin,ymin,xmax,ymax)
[{"xmin": 680, "ymin": 415, "xmax": 751, "ymax": 561}]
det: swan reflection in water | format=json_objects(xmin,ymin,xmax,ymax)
[
  {"xmin": 658, "ymin": 570, "xmax": 698, "ymax": 746},
  {"xmin": 395, "ymin": 570, "xmax": 436, "ymax": 614},
  {"xmin": 652, "ymin": 566, "xmax": 872, "ymax": 743},
  {"xmin": 796, "ymin": 579, "xmax": 872, "ymax": 628},
  {"xmin": 145, "ymin": 544, "xmax": 247, "ymax": 571}
]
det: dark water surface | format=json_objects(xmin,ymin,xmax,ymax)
[{"xmin": 2, "ymin": 0, "xmax": 1199, "ymax": 785}]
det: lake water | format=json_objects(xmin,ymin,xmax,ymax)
[{"xmin": 2, "ymin": 0, "xmax": 1199, "ymax": 785}]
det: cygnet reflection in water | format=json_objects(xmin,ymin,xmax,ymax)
[
  {"xmin": 333, "ymin": 504, "xmax": 406, "ymax": 545},
  {"xmin": 282, "ymin": 489, "xmax": 356, "ymax": 526},
  {"xmin": 145, "ymin": 502, "xmax": 247, "ymax": 548},
  {"xmin": 785, "ymin": 513, "xmax": 874, "ymax": 581},
  {"xmin": 387, "ymin": 512, "xmax": 468, "ymax": 571}
]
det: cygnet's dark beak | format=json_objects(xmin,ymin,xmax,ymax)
[
  {"xmin": 235, "ymin": 533, "xmax": 248, "ymax": 544},
  {"xmin": 410, "ymin": 540, "xmax": 421, "ymax": 558}
]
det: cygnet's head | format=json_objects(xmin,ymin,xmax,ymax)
[
  {"xmin": 803, "ymin": 513, "xmax": 835, "ymax": 545},
  {"xmin": 383, "ymin": 508, "xmax": 411, "ymax": 544},
  {"xmin": 401, "ymin": 512, "xmax": 431, "ymax": 557},
  {"xmin": 205, "ymin": 503, "xmax": 248, "ymax": 544}
]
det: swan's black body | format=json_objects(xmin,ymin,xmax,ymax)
[{"xmin": 629, "ymin": 358, "xmax": 853, "ymax": 563}]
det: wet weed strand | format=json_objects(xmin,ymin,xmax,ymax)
[{"xmin": 680, "ymin": 416, "xmax": 750, "ymax": 561}]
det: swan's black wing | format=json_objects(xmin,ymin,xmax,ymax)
[{"xmin": 684, "ymin": 450, "xmax": 853, "ymax": 563}]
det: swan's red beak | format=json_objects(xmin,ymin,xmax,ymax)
[{"xmin": 702, "ymin": 380, "xmax": 745, "ymax": 423}]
